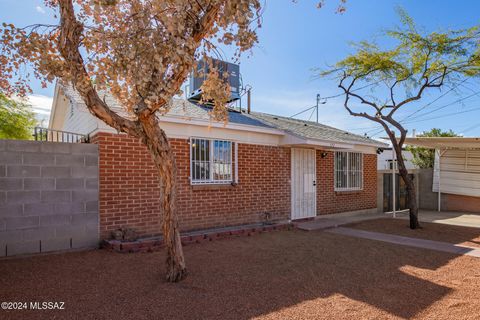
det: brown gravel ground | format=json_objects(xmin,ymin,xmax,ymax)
[
  {"xmin": 1, "ymin": 229, "xmax": 480, "ymax": 320},
  {"xmin": 347, "ymin": 218, "xmax": 480, "ymax": 248}
]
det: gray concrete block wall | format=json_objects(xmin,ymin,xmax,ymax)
[
  {"xmin": 0, "ymin": 140, "xmax": 99, "ymax": 257},
  {"xmin": 418, "ymin": 168, "xmax": 438, "ymax": 211}
]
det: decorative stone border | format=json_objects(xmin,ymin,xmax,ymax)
[{"xmin": 102, "ymin": 222, "xmax": 293, "ymax": 253}]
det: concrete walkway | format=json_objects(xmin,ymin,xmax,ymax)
[
  {"xmin": 295, "ymin": 211, "xmax": 384, "ymax": 231},
  {"xmin": 296, "ymin": 209, "xmax": 480, "ymax": 257},
  {"xmin": 327, "ymin": 227, "xmax": 480, "ymax": 258},
  {"xmin": 394, "ymin": 210, "xmax": 480, "ymax": 229}
]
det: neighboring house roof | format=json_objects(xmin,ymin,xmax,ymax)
[
  {"xmin": 249, "ymin": 112, "xmax": 385, "ymax": 147},
  {"xmin": 52, "ymin": 83, "xmax": 386, "ymax": 148}
]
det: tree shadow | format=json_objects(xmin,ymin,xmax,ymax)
[
  {"xmin": 0, "ymin": 229, "xmax": 474, "ymax": 320},
  {"xmin": 348, "ymin": 216, "xmax": 480, "ymax": 250}
]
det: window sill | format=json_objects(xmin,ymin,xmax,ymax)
[
  {"xmin": 334, "ymin": 189, "xmax": 363, "ymax": 195},
  {"xmin": 191, "ymin": 183, "xmax": 237, "ymax": 191}
]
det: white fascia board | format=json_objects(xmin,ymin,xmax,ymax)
[
  {"xmin": 157, "ymin": 114, "xmax": 285, "ymax": 136},
  {"xmin": 48, "ymin": 82, "xmax": 61, "ymax": 129},
  {"xmin": 280, "ymin": 134, "xmax": 353, "ymax": 149},
  {"xmin": 280, "ymin": 132, "xmax": 385, "ymax": 150}
]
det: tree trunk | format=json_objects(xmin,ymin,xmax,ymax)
[
  {"xmin": 139, "ymin": 115, "xmax": 187, "ymax": 282},
  {"xmin": 392, "ymin": 142, "xmax": 421, "ymax": 229}
]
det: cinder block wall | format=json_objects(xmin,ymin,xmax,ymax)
[
  {"xmin": 0, "ymin": 140, "xmax": 99, "ymax": 257},
  {"xmin": 418, "ymin": 168, "xmax": 480, "ymax": 212},
  {"xmin": 418, "ymin": 168, "xmax": 438, "ymax": 210}
]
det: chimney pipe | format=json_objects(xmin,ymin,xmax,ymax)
[{"xmin": 247, "ymin": 89, "xmax": 251, "ymax": 114}]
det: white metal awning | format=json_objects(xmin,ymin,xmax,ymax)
[
  {"xmin": 403, "ymin": 137, "xmax": 480, "ymax": 149},
  {"xmin": 401, "ymin": 137, "xmax": 480, "ymax": 212}
]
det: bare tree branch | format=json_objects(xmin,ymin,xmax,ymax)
[{"xmin": 57, "ymin": 0, "xmax": 141, "ymax": 137}]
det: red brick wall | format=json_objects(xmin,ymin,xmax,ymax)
[
  {"xmin": 92, "ymin": 133, "xmax": 377, "ymax": 239},
  {"xmin": 443, "ymin": 193, "xmax": 480, "ymax": 213},
  {"xmin": 91, "ymin": 132, "xmax": 290, "ymax": 239},
  {"xmin": 91, "ymin": 133, "xmax": 162, "ymax": 239},
  {"xmin": 316, "ymin": 150, "xmax": 377, "ymax": 215}
]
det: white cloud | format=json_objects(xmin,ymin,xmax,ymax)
[
  {"xmin": 36, "ymin": 5, "xmax": 46, "ymax": 14},
  {"xmin": 27, "ymin": 94, "xmax": 53, "ymax": 112}
]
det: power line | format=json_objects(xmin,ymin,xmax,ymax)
[
  {"xmin": 364, "ymin": 90, "xmax": 480, "ymax": 137},
  {"xmin": 400, "ymin": 78, "xmax": 469, "ymax": 122},
  {"xmin": 340, "ymin": 79, "xmax": 473, "ymax": 133},
  {"xmin": 290, "ymin": 105, "xmax": 316, "ymax": 118},
  {"xmin": 404, "ymin": 106, "xmax": 480, "ymax": 124},
  {"xmin": 368, "ymin": 105, "xmax": 480, "ymax": 137},
  {"xmin": 462, "ymin": 123, "xmax": 480, "ymax": 134},
  {"xmin": 307, "ymin": 105, "xmax": 316, "ymax": 121},
  {"xmin": 289, "ymin": 80, "xmax": 382, "ymax": 118}
]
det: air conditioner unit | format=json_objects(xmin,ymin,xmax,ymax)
[{"xmin": 188, "ymin": 58, "xmax": 240, "ymax": 103}]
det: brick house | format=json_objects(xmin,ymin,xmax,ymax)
[{"xmin": 49, "ymin": 84, "xmax": 386, "ymax": 239}]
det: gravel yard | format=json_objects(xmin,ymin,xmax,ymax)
[
  {"xmin": 1, "ymin": 228, "xmax": 479, "ymax": 319},
  {"xmin": 347, "ymin": 218, "xmax": 480, "ymax": 249}
]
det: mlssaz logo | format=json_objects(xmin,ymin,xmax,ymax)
[{"xmin": 30, "ymin": 302, "xmax": 65, "ymax": 310}]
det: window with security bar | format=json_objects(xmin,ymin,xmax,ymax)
[
  {"xmin": 334, "ymin": 151, "xmax": 363, "ymax": 191},
  {"xmin": 190, "ymin": 138, "xmax": 233, "ymax": 184}
]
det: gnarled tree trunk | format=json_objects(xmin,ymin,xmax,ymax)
[
  {"xmin": 139, "ymin": 114, "xmax": 187, "ymax": 282},
  {"xmin": 392, "ymin": 139, "xmax": 420, "ymax": 229},
  {"xmin": 56, "ymin": 0, "xmax": 187, "ymax": 282}
]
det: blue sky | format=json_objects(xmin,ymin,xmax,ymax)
[{"xmin": 1, "ymin": 0, "xmax": 480, "ymax": 137}]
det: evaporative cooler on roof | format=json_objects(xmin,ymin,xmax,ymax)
[{"xmin": 188, "ymin": 58, "xmax": 240, "ymax": 103}]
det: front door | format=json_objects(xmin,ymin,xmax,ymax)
[{"xmin": 291, "ymin": 148, "xmax": 317, "ymax": 220}]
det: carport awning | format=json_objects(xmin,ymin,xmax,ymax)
[{"xmin": 403, "ymin": 137, "xmax": 480, "ymax": 149}]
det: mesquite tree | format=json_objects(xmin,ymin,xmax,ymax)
[
  {"xmin": 321, "ymin": 11, "xmax": 480, "ymax": 229},
  {"xmin": 0, "ymin": 0, "xmax": 262, "ymax": 282}
]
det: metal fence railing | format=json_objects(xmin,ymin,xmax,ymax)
[{"xmin": 33, "ymin": 127, "xmax": 89, "ymax": 143}]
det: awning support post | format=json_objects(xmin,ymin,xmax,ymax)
[
  {"xmin": 437, "ymin": 149, "xmax": 441, "ymax": 212},
  {"xmin": 392, "ymin": 147, "xmax": 396, "ymax": 218}
]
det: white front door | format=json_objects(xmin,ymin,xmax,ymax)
[{"xmin": 291, "ymin": 148, "xmax": 317, "ymax": 220}]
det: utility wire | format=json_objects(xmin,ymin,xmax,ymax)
[
  {"xmin": 290, "ymin": 105, "xmax": 316, "ymax": 118},
  {"xmin": 289, "ymin": 80, "xmax": 383, "ymax": 118},
  {"xmin": 307, "ymin": 106, "xmax": 316, "ymax": 121},
  {"xmin": 399, "ymin": 78, "xmax": 469, "ymax": 122},
  {"xmin": 364, "ymin": 90, "xmax": 480, "ymax": 137},
  {"xmin": 461, "ymin": 123, "xmax": 480, "ymax": 134}
]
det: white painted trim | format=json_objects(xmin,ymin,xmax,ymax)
[
  {"xmin": 189, "ymin": 137, "xmax": 234, "ymax": 185},
  {"xmin": 234, "ymin": 142, "xmax": 239, "ymax": 184},
  {"xmin": 334, "ymin": 151, "xmax": 364, "ymax": 192},
  {"xmin": 48, "ymin": 82, "xmax": 60, "ymax": 129},
  {"xmin": 291, "ymin": 148, "xmax": 317, "ymax": 220}
]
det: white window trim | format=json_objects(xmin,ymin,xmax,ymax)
[
  {"xmin": 334, "ymin": 151, "xmax": 364, "ymax": 191},
  {"xmin": 189, "ymin": 137, "xmax": 233, "ymax": 185}
]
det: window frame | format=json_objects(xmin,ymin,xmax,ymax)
[
  {"xmin": 189, "ymin": 137, "xmax": 233, "ymax": 185},
  {"xmin": 334, "ymin": 151, "xmax": 364, "ymax": 191}
]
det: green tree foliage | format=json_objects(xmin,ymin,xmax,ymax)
[
  {"xmin": 407, "ymin": 128, "xmax": 458, "ymax": 169},
  {"xmin": 320, "ymin": 8, "xmax": 480, "ymax": 229},
  {"xmin": 0, "ymin": 94, "xmax": 36, "ymax": 140}
]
